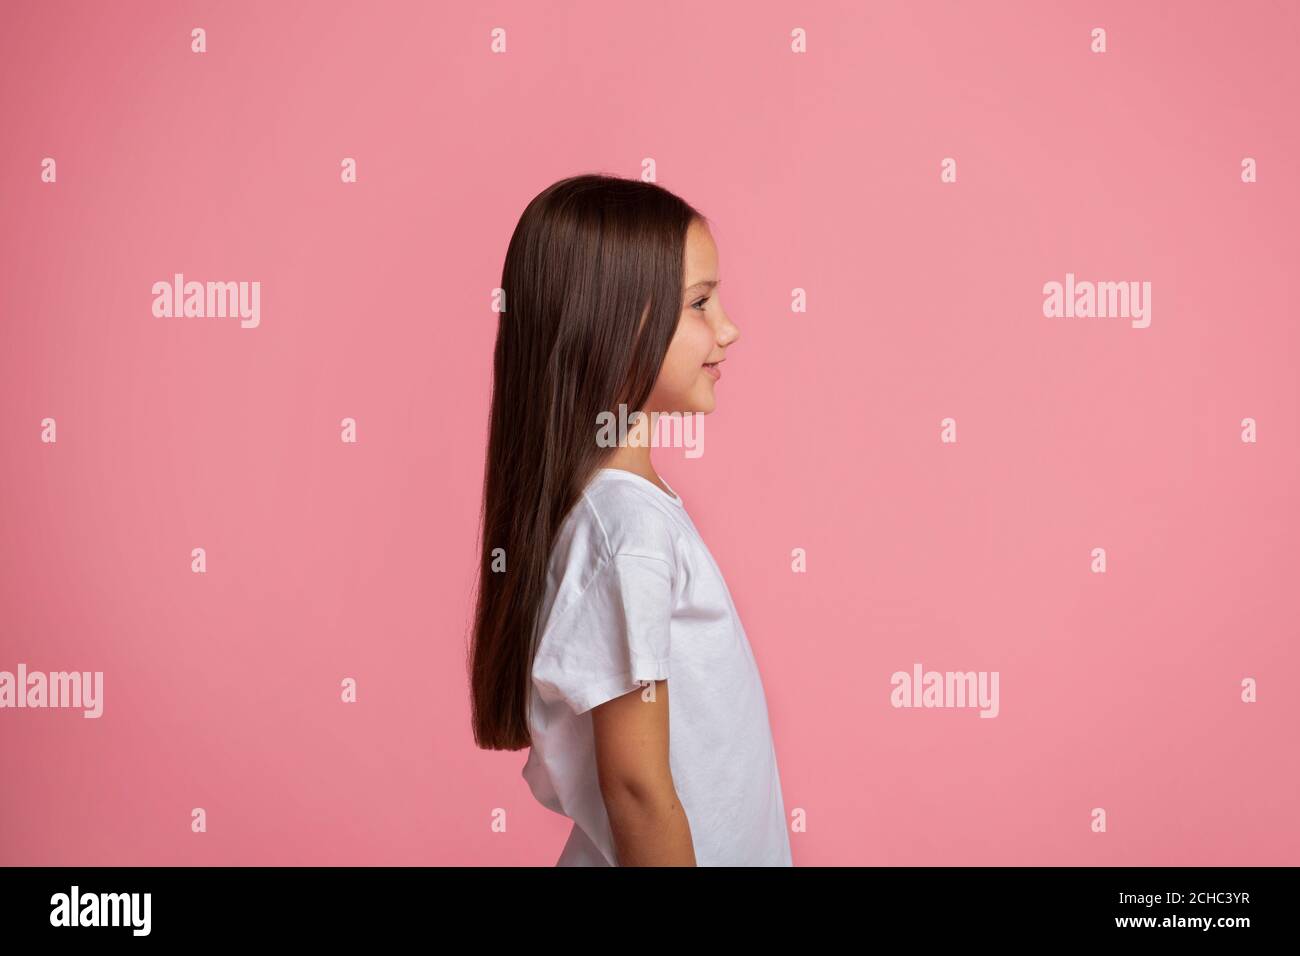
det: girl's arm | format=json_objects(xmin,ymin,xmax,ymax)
[{"xmin": 591, "ymin": 680, "xmax": 697, "ymax": 866}]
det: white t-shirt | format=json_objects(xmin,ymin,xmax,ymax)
[{"xmin": 521, "ymin": 467, "xmax": 792, "ymax": 866}]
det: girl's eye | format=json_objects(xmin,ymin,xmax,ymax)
[{"xmin": 692, "ymin": 297, "xmax": 710, "ymax": 311}]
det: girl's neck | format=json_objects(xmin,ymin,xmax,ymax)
[{"xmin": 601, "ymin": 416, "xmax": 670, "ymax": 496}]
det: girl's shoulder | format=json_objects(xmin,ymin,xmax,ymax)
[{"xmin": 563, "ymin": 471, "xmax": 683, "ymax": 568}]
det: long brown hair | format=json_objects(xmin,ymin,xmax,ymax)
[{"xmin": 469, "ymin": 174, "xmax": 705, "ymax": 751}]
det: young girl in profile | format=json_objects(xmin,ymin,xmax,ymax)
[{"xmin": 468, "ymin": 174, "xmax": 792, "ymax": 867}]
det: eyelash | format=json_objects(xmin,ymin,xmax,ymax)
[{"xmin": 691, "ymin": 297, "xmax": 710, "ymax": 311}]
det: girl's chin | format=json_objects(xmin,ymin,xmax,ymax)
[{"xmin": 688, "ymin": 393, "xmax": 716, "ymax": 415}]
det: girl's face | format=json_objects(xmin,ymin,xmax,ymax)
[{"xmin": 645, "ymin": 219, "xmax": 740, "ymax": 415}]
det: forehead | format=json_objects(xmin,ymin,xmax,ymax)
[{"xmin": 683, "ymin": 220, "xmax": 718, "ymax": 288}]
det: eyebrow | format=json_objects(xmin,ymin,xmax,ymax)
[{"xmin": 684, "ymin": 279, "xmax": 720, "ymax": 294}]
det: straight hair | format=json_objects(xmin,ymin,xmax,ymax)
[{"xmin": 469, "ymin": 173, "xmax": 705, "ymax": 751}]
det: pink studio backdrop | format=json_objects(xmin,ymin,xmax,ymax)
[{"xmin": 2, "ymin": 0, "xmax": 1297, "ymax": 866}]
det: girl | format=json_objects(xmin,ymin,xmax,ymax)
[{"xmin": 469, "ymin": 174, "xmax": 792, "ymax": 866}]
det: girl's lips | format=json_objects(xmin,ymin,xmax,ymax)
[{"xmin": 703, "ymin": 362, "xmax": 721, "ymax": 381}]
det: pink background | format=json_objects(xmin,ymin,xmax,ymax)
[{"xmin": 2, "ymin": 0, "xmax": 1297, "ymax": 865}]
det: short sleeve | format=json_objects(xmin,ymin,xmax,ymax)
[{"xmin": 532, "ymin": 553, "xmax": 674, "ymax": 716}]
